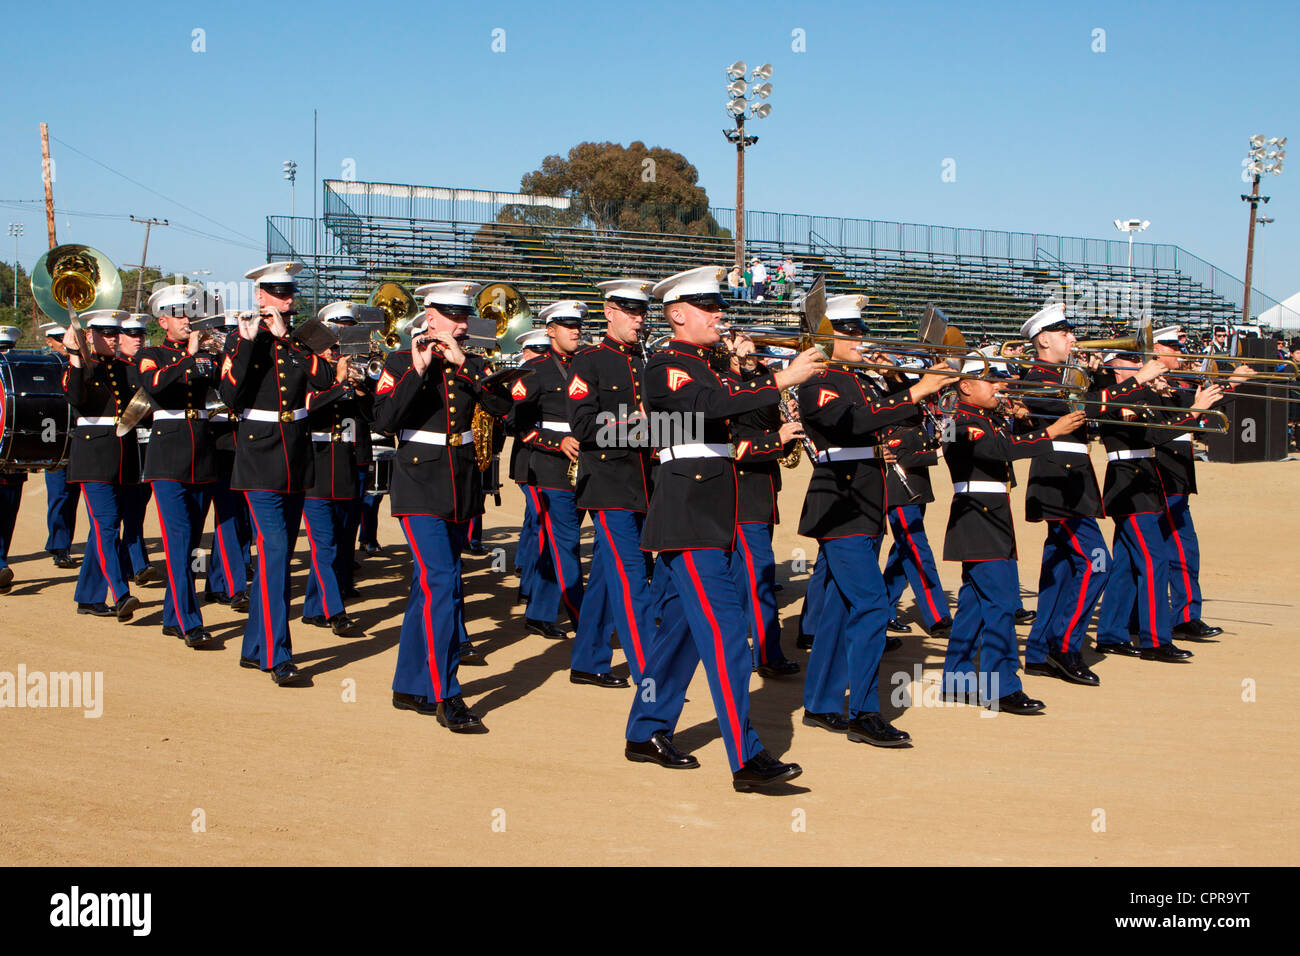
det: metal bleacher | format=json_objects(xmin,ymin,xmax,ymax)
[{"xmin": 266, "ymin": 180, "xmax": 1277, "ymax": 341}]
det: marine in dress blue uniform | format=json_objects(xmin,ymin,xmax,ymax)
[
  {"xmin": 203, "ymin": 311, "xmax": 250, "ymax": 611},
  {"xmin": 373, "ymin": 280, "xmax": 514, "ymax": 731},
  {"xmin": 566, "ymin": 278, "xmax": 656, "ymax": 688},
  {"xmin": 506, "ymin": 329, "xmax": 550, "ymax": 604},
  {"xmin": 624, "ymin": 265, "xmax": 824, "ymax": 791},
  {"xmin": 61, "ymin": 310, "xmax": 142, "ymax": 622},
  {"xmin": 220, "ymin": 261, "xmax": 335, "ymax": 686},
  {"xmin": 0, "ymin": 328, "xmax": 22, "ymax": 591},
  {"xmin": 117, "ymin": 314, "xmax": 156, "ymax": 585},
  {"xmin": 137, "ymin": 285, "xmax": 218, "ymax": 648},
  {"xmin": 40, "ymin": 323, "xmax": 80, "ymax": 568}
]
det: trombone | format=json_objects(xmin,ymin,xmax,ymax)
[{"xmin": 722, "ymin": 325, "xmax": 994, "ymax": 381}]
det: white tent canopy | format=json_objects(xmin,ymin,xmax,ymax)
[{"xmin": 1258, "ymin": 291, "xmax": 1300, "ymax": 330}]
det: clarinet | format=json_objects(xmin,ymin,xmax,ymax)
[{"xmin": 777, "ymin": 388, "xmax": 819, "ymax": 462}]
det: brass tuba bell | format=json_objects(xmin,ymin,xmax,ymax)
[
  {"xmin": 31, "ymin": 243, "xmax": 123, "ymax": 319},
  {"xmin": 367, "ymin": 281, "xmax": 418, "ymax": 350},
  {"xmin": 475, "ymin": 282, "xmax": 534, "ymax": 357}
]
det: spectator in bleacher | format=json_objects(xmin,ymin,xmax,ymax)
[
  {"xmin": 727, "ymin": 265, "xmax": 744, "ymax": 301},
  {"xmin": 781, "ymin": 255, "xmax": 797, "ymax": 284},
  {"xmin": 772, "ymin": 271, "xmax": 789, "ymax": 301},
  {"xmin": 750, "ymin": 256, "xmax": 768, "ymax": 301},
  {"xmin": 741, "ymin": 263, "xmax": 753, "ymax": 301}
]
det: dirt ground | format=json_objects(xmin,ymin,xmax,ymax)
[{"xmin": 1, "ymin": 447, "xmax": 1296, "ymax": 866}]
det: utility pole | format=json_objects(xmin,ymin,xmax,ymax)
[
  {"xmin": 40, "ymin": 123, "xmax": 56, "ymax": 249},
  {"xmin": 1241, "ymin": 135, "xmax": 1286, "ymax": 326},
  {"xmin": 126, "ymin": 216, "xmax": 169, "ymax": 311}
]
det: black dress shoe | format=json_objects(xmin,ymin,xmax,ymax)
[
  {"xmin": 756, "ymin": 659, "xmax": 801, "ymax": 678},
  {"xmin": 886, "ymin": 618, "xmax": 912, "ymax": 634},
  {"xmin": 571, "ymin": 669, "xmax": 630, "ymax": 688},
  {"xmin": 732, "ymin": 750, "xmax": 803, "ymax": 791},
  {"xmin": 1096, "ymin": 641, "xmax": 1142, "ymax": 657},
  {"xmin": 301, "ymin": 614, "xmax": 330, "ymax": 628},
  {"xmin": 184, "ymin": 627, "xmax": 213, "ymax": 649},
  {"xmin": 230, "ymin": 592, "xmax": 250, "ymax": 613},
  {"xmin": 1046, "ymin": 650, "xmax": 1100, "ymax": 686},
  {"xmin": 884, "ymin": 636, "xmax": 903, "ymax": 653},
  {"xmin": 1023, "ymin": 661, "xmax": 1054, "ymax": 678},
  {"xmin": 846, "ymin": 712, "xmax": 912, "ymax": 747},
  {"xmin": 271, "ymin": 661, "xmax": 307, "ymax": 686},
  {"xmin": 1014, "ymin": 608, "xmax": 1036, "ymax": 626},
  {"xmin": 436, "ymin": 695, "xmax": 484, "ymax": 732},
  {"xmin": 329, "ymin": 613, "xmax": 359, "ymax": 636},
  {"xmin": 626, "ymin": 731, "xmax": 699, "ymax": 769},
  {"xmin": 1172, "ymin": 619, "xmax": 1224, "ymax": 640},
  {"xmin": 993, "ymin": 690, "xmax": 1045, "ymax": 714},
  {"xmin": 204, "ymin": 591, "xmax": 230, "ymax": 605},
  {"xmin": 133, "ymin": 566, "xmax": 157, "ymax": 587},
  {"xmin": 795, "ymin": 632, "xmax": 814, "ymax": 650},
  {"xmin": 239, "ymin": 656, "xmax": 261, "ymax": 670},
  {"xmin": 525, "ymin": 618, "xmax": 569, "ymax": 639},
  {"xmin": 802, "ymin": 710, "xmax": 850, "ymax": 733},
  {"xmin": 0, "ymin": 566, "xmax": 13, "ymax": 590},
  {"xmin": 341, "ymin": 587, "xmax": 361, "ymax": 601},
  {"xmin": 77, "ymin": 602, "xmax": 114, "ymax": 617},
  {"xmin": 51, "ymin": 549, "xmax": 76, "ymax": 569},
  {"xmin": 361, "ymin": 541, "xmax": 383, "ymax": 557},
  {"xmin": 458, "ymin": 643, "xmax": 487, "ymax": 665},
  {"xmin": 464, "ymin": 543, "xmax": 490, "ymax": 557},
  {"xmin": 114, "ymin": 595, "xmax": 140, "ymax": 622},
  {"xmin": 1140, "ymin": 643, "xmax": 1194, "ymax": 662},
  {"xmin": 392, "ymin": 691, "xmax": 438, "ymax": 715},
  {"xmin": 929, "ymin": 617, "xmax": 953, "ymax": 637},
  {"xmin": 162, "ymin": 625, "xmax": 184, "ymax": 638}
]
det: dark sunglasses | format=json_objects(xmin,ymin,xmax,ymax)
[{"xmin": 261, "ymin": 284, "xmax": 297, "ymax": 297}]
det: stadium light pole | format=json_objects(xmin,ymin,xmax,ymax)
[
  {"xmin": 1113, "ymin": 218, "xmax": 1149, "ymax": 283},
  {"xmin": 283, "ymin": 160, "xmax": 298, "ymax": 218},
  {"xmin": 1241, "ymin": 135, "xmax": 1285, "ymax": 324},
  {"xmin": 7, "ymin": 222, "xmax": 22, "ymax": 311},
  {"xmin": 722, "ymin": 61, "xmax": 773, "ymax": 271}
]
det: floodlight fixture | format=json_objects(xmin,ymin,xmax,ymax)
[
  {"xmin": 751, "ymin": 102, "xmax": 772, "ymax": 119},
  {"xmin": 727, "ymin": 79, "xmax": 748, "ymax": 98},
  {"xmin": 751, "ymin": 63, "xmax": 773, "ymax": 80},
  {"xmin": 727, "ymin": 60, "xmax": 747, "ymax": 79},
  {"xmin": 752, "ymin": 82, "xmax": 773, "ymax": 99}
]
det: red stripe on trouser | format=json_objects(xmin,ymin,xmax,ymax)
[
  {"xmin": 216, "ymin": 522, "xmax": 235, "ymax": 596},
  {"xmin": 540, "ymin": 493, "xmax": 580, "ymax": 624},
  {"xmin": 1059, "ymin": 524, "xmax": 1093, "ymax": 652},
  {"xmin": 83, "ymin": 493, "xmax": 120, "ymax": 604},
  {"xmin": 528, "ymin": 486, "xmax": 545, "ymax": 555},
  {"xmin": 154, "ymin": 495, "xmax": 184, "ymax": 627},
  {"xmin": 244, "ymin": 493, "xmax": 274, "ymax": 667},
  {"xmin": 898, "ymin": 508, "xmax": 941, "ymax": 622},
  {"xmin": 736, "ymin": 529, "xmax": 768, "ymax": 664},
  {"xmin": 402, "ymin": 516, "xmax": 443, "ymax": 701},
  {"xmin": 1129, "ymin": 516, "xmax": 1160, "ymax": 647},
  {"xmin": 682, "ymin": 551, "xmax": 745, "ymax": 761},
  {"xmin": 302, "ymin": 511, "xmax": 332, "ymax": 618},
  {"xmin": 1166, "ymin": 506, "xmax": 1194, "ymax": 623},
  {"xmin": 597, "ymin": 511, "xmax": 644, "ymax": 673}
]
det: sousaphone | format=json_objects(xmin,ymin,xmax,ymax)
[{"xmin": 31, "ymin": 243, "xmax": 123, "ymax": 366}]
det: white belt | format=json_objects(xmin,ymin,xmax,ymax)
[
  {"xmin": 242, "ymin": 408, "xmax": 308, "ymax": 423},
  {"xmin": 152, "ymin": 409, "xmax": 208, "ymax": 421},
  {"xmin": 1051, "ymin": 441, "xmax": 1088, "ymax": 454},
  {"xmin": 1172, "ymin": 433, "xmax": 1192, "ymax": 443},
  {"xmin": 1107, "ymin": 448, "xmax": 1155, "ymax": 461},
  {"xmin": 659, "ymin": 442, "xmax": 732, "ymax": 461},
  {"xmin": 75, "ymin": 417, "xmax": 116, "ymax": 427},
  {"xmin": 311, "ymin": 432, "xmax": 355, "ymax": 443},
  {"xmin": 399, "ymin": 428, "xmax": 475, "ymax": 446},
  {"xmin": 953, "ymin": 481, "xmax": 1009, "ymax": 494},
  {"xmin": 541, "ymin": 420, "xmax": 571, "ymax": 433},
  {"xmin": 813, "ymin": 446, "xmax": 877, "ymax": 464}
]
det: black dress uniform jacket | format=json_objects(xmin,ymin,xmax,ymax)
[
  {"xmin": 1153, "ymin": 377, "xmax": 1201, "ymax": 497},
  {"xmin": 512, "ymin": 351, "xmax": 579, "ymax": 492},
  {"xmin": 863, "ymin": 374, "xmax": 937, "ymax": 507},
  {"xmin": 136, "ymin": 339, "xmax": 218, "ymax": 484},
  {"xmin": 729, "ymin": 366, "xmax": 790, "ymax": 525},
  {"xmin": 796, "ymin": 368, "xmax": 920, "ymax": 539},
  {"xmin": 63, "ymin": 355, "xmax": 141, "ymax": 484},
  {"xmin": 219, "ymin": 329, "xmax": 335, "ymax": 493},
  {"xmin": 567, "ymin": 335, "xmax": 654, "ymax": 512},
  {"xmin": 640, "ymin": 341, "xmax": 782, "ymax": 552},
  {"xmin": 304, "ymin": 374, "xmax": 371, "ymax": 500},
  {"xmin": 1098, "ymin": 383, "xmax": 1199, "ymax": 518},
  {"xmin": 371, "ymin": 350, "xmax": 511, "ymax": 521},
  {"xmin": 942, "ymin": 401, "xmax": 1054, "ymax": 561}
]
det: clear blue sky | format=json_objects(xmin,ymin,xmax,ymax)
[{"xmin": 2, "ymin": 0, "xmax": 1295, "ymax": 304}]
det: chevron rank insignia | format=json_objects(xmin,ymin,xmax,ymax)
[
  {"xmin": 666, "ymin": 368, "xmax": 692, "ymax": 392},
  {"xmin": 567, "ymin": 375, "xmax": 589, "ymax": 399}
]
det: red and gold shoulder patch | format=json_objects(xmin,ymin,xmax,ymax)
[
  {"xmin": 523, "ymin": 430, "xmax": 539, "ymax": 443},
  {"xmin": 735, "ymin": 439, "xmax": 751, "ymax": 459},
  {"xmin": 888, "ymin": 438, "xmax": 902, "ymax": 447},
  {"xmin": 817, "ymin": 388, "xmax": 837, "ymax": 408},
  {"xmin": 666, "ymin": 368, "xmax": 693, "ymax": 392},
  {"xmin": 138, "ymin": 357, "xmax": 157, "ymax": 373},
  {"xmin": 510, "ymin": 378, "xmax": 529, "ymax": 400},
  {"xmin": 967, "ymin": 426, "xmax": 985, "ymax": 440},
  {"xmin": 376, "ymin": 370, "xmax": 396, "ymax": 396},
  {"xmin": 221, "ymin": 355, "xmax": 235, "ymax": 384},
  {"xmin": 1120, "ymin": 407, "xmax": 1137, "ymax": 421},
  {"xmin": 567, "ymin": 375, "xmax": 589, "ymax": 400}
]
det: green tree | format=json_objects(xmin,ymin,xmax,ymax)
[{"xmin": 500, "ymin": 141, "xmax": 729, "ymax": 237}]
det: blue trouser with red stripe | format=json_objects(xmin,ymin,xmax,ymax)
[
  {"xmin": 882, "ymin": 504, "xmax": 950, "ymax": 629},
  {"xmin": 152, "ymin": 480, "xmax": 212, "ymax": 632},
  {"xmin": 573, "ymin": 509, "xmax": 650, "ymax": 683},
  {"xmin": 945, "ymin": 559, "xmax": 1022, "ymax": 702},
  {"xmin": 525, "ymin": 485, "xmax": 583, "ymax": 628},
  {"xmin": 798, "ymin": 550, "xmax": 828, "ymax": 641},
  {"xmin": 206, "ymin": 474, "xmax": 250, "ymax": 600},
  {"xmin": 121, "ymin": 481, "xmax": 151, "ymax": 577},
  {"xmin": 803, "ymin": 535, "xmax": 889, "ymax": 716},
  {"xmin": 394, "ymin": 514, "xmax": 467, "ymax": 702},
  {"xmin": 0, "ymin": 481, "xmax": 21, "ymax": 572},
  {"xmin": 1097, "ymin": 512, "xmax": 1171, "ymax": 650},
  {"xmin": 241, "ymin": 490, "xmax": 304, "ymax": 670},
  {"xmin": 302, "ymin": 497, "xmax": 349, "ymax": 621},
  {"xmin": 1162, "ymin": 494, "xmax": 1201, "ymax": 625},
  {"xmin": 729, "ymin": 521, "xmax": 788, "ymax": 667},
  {"xmin": 627, "ymin": 548, "xmax": 764, "ymax": 773},
  {"xmin": 516, "ymin": 482, "xmax": 538, "ymax": 601},
  {"xmin": 467, "ymin": 514, "xmax": 482, "ymax": 551},
  {"xmin": 1024, "ymin": 516, "xmax": 1109, "ymax": 663},
  {"xmin": 73, "ymin": 481, "xmax": 132, "ymax": 606},
  {"xmin": 44, "ymin": 467, "xmax": 79, "ymax": 553},
  {"xmin": 359, "ymin": 477, "xmax": 382, "ymax": 547}
]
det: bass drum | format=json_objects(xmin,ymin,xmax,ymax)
[{"xmin": 0, "ymin": 350, "xmax": 71, "ymax": 470}]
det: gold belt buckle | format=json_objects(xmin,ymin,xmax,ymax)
[
  {"xmin": 280, "ymin": 410, "xmax": 294, "ymax": 423},
  {"xmin": 448, "ymin": 431, "xmax": 462, "ymax": 446},
  {"xmin": 186, "ymin": 408, "xmax": 199, "ymax": 419}
]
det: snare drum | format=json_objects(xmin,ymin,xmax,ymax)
[
  {"xmin": 366, "ymin": 446, "xmax": 395, "ymax": 496},
  {"xmin": 0, "ymin": 350, "xmax": 71, "ymax": 471}
]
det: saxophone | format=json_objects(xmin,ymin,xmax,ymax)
[{"xmin": 471, "ymin": 405, "xmax": 495, "ymax": 472}]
